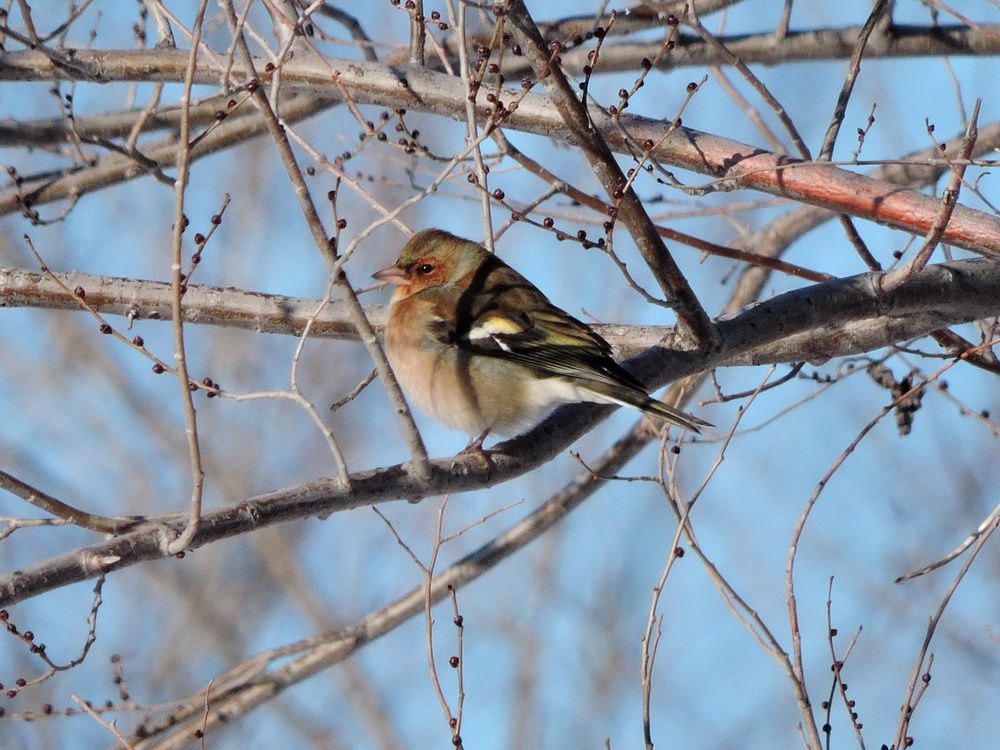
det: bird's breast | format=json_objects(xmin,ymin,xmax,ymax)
[{"xmin": 385, "ymin": 297, "xmax": 564, "ymax": 436}]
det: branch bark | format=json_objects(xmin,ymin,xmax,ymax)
[
  {"xmin": 506, "ymin": 1, "xmax": 714, "ymax": 346},
  {"xmin": 504, "ymin": 24, "xmax": 1000, "ymax": 77},
  {"xmin": 2, "ymin": 49, "xmax": 999, "ymax": 256},
  {"xmin": 2, "ymin": 255, "xmax": 998, "ymax": 607}
]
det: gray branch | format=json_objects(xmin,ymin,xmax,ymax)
[
  {"xmin": 1, "ymin": 255, "xmax": 997, "ymax": 607},
  {"xmin": 2, "ymin": 49, "xmax": 999, "ymax": 256}
]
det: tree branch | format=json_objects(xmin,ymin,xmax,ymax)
[
  {"xmin": 1, "ymin": 49, "xmax": 999, "ymax": 257},
  {"xmin": 505, "ymin": 2, "xmax": 715, "ymax": 346},
  {"xmin": 2, "ymin": 255, "xmax": 997, "ymax": 607},
  {"xmin": 503, "ymin": 24, "xmax": 1000, "ymax": 77}
]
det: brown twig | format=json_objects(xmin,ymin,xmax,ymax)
[
  {"xmin": 784, "ymin": 337, "xmax": 1000, "ymax": 750},
  {"xmin": 896, "ymin": 498, "xmax": 1000, "ymax": 582},
  {"xmin": 700, "ymin": 362, "xmax": 805, "ymax": 404},
  {"xmin": 882, "ymin": 99, "xmax": 981, "ymax": 291},
  {"xmin": 0, "ymin": 470, "xmax": 143, "ymax": 534},
  {"xmin": 221, "ymin": 0, "xmax": 432, "ymax": 481},
  {"xmin": 818, "ymin": 0, "xmax": 891, "ymax": 160},
  {"xmin": 893, "ymin": 499, "xmax": 1000, "ymax": 748},
  {"xmin": 71, "ymin": 694, "xmax": 134, "ymax": 749},
  {"xmin": 162, "ymin": 0, "xmax": 209, "ymax": 555},
  {"xmin": 824, "ymin": 580, "xmax": 866, "ymax": 749}
]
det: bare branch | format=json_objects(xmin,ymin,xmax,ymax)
[
  {"xmin": 506, "ymin": 1, "xmax": 715, "ymax": 346},
  {"xmin": 1, "ymin": 256, "xmax": 997, "ymax": 607},
  {"xmin": 509, "ymin": 24, "xmax": 1000, "ymax": 77},
  {"xmin": 0, "ymin": 470, "xmax": 144, "ymax": 535},
  {"xmin": 818, "ymin": 0, "xmax": 892, "ymax": 160},
  {"xmin": 2, "ymin": 49, "xmax": 999, "ymax": 256}
]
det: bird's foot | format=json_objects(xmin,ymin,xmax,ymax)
[{"xmin": 457, "ymin": 429, "xmax": 496, "ymax": 477}]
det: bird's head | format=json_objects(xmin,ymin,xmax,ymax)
[{"xmin": 373, "ymin": 229, "xmax": 489, "ymax": 298}]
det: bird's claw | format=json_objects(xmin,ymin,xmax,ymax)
[{"xmin": 457, "ymin": 429, "xmax": 496, "ymax": 477}]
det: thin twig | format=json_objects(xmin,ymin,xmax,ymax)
[
  {"xmin": 893, "ymin": 500, "xmax": 1000, "ymax": 748},
  {"xmin": 71, "ymin": 694, "xmax": 134, "ymax": 749},
  {"xmin": 449, "ymin": 0, "xmax": 495, "ymax": 251},
  {"xmin": 700, "ymin": 363, "xmax": 805, "ymax": 404},
  {"xmin": 643, "ymin": 367, "xmax": 777, "ymax": 746},
  {"xmin": 220, "ymin": 0, "xmax": 432, "ymax": 481},
  {"xmin": 825, "ymin": 579, "xmax": 866, "ymax": 749},
  {"xmin": 164, "ymin": 0, "xmax": 210, "ymax": 555},
  {"xmin": 896, "ymin": 498, "xmax": 1000, "ymax": 582},
  {"xmin": 785, "ymin": 337, "xmax": 1000, "ymax": 750},
  {"xmin": 883, "ymin": 99, "xmax": 981, "ymax": 290},
  {"xmin": 818, "ymin": 0, "xmax": 890, "ymax": 160},
  {"xmin": 0, "ymin": 469, "xmax": 144, "ymax": 535}
]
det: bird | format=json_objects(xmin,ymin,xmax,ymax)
[{"xmin": 373, "ymin": 228, "xmax": 711, "ymax": 446}]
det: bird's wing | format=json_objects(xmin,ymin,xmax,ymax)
[
  {"xmin": 415, "ymin": 269, "xmax": 650, "ymax": 392},
  {"xmin": 463, "ymin": 300, "xmax": 649, "ymax": 393}
]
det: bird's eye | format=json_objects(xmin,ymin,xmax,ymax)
[{"xmin": 416, "ymin": 263, "xmax": 434, "ymax": 275}]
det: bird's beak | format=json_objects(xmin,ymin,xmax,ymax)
[{"xmin": 372, "ymin": 264, "xmax": 409, "ymax": 286}]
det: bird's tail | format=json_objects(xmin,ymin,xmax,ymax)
[
  {"xmin": 584, "ymin": 383, "xmax": 712, "ymax": 433},
  {"xmin": 633, "ymin": 395, "xmax": 713, "ymax": 433}
]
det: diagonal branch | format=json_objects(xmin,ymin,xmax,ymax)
[
  {"xmin": 505, "ymin": 1, "xmax": 715, "ymax": 347},
  {"xmin": 818, "ymin": 0, "xmax": 892, "ymax": 160},
  {"xmin": 883, "ymin": 100, "xmax": 982, "ymax": 291},
  {"xmin": 221, "ymin": 1, "xmax": 431, "ymax": 482}
]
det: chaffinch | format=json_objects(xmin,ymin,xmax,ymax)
[{"xmin": 373, "ymin": 228, "xmax": 710, "ymax": 442}]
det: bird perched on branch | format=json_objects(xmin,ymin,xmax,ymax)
[{"xmin": 373, "ymin": 229, "xmax": 710, "ymax": 445}]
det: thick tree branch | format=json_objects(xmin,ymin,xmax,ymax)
[
  {"xmin": 0, "ymin": 266, "xmax": 687, "ymax": 357},
  {"xmin": 505, "ymin": 24, "xmax": 1000, "ymax": 77},
  {"xmin": 2, "ymin": 256, "xmax": 997, "ymax": 607},
  {"xmin": 1, "ymin": 49, "xmax": 999, "ymax": 257}
]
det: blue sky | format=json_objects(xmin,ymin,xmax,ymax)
[{"xmin": 0, "ymin": 1, "xmax": 998, "ymax": 748}]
